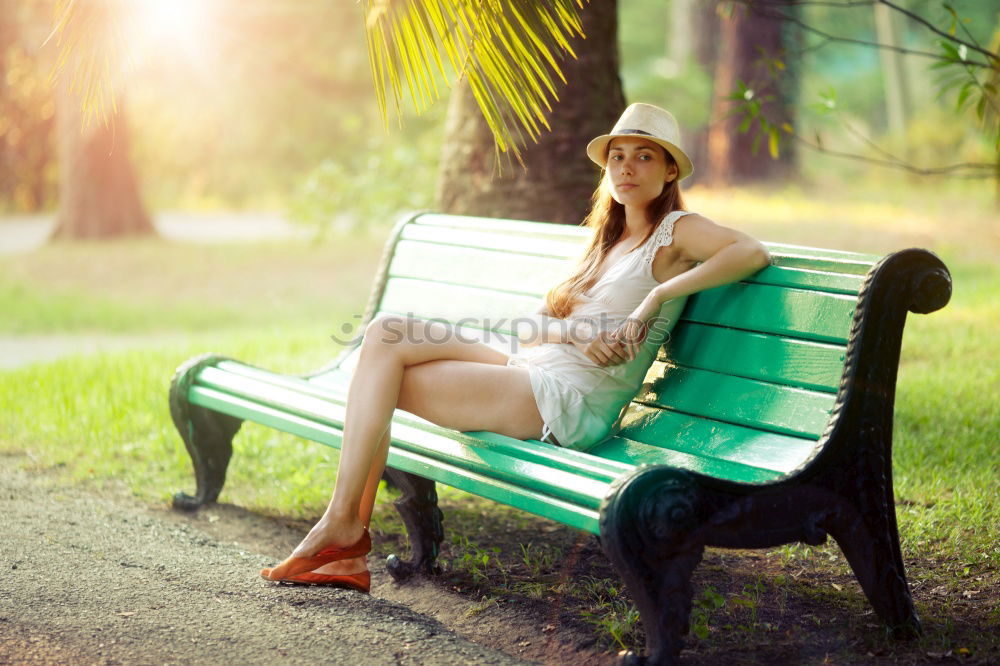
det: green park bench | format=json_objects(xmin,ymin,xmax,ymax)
[{"xmin": 169, "ymin": 212, "xmax": 951, "ymax": 665}]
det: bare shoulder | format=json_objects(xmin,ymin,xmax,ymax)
[{"xmin": 672, "ymin": 212, "xmax": 765, "ymax": 263}]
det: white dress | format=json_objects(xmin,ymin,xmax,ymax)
[{"xmin": 507, "ymin": 210, "xmax": 693, "ymax": 451}]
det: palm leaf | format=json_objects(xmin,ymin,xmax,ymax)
[
  {"xmin": 46, "ymin": 0, "xmax": 135, "ymax": 128},
  {"xmin": 364, "ymin": 0, "xmax": 586, "ymax": 159}
]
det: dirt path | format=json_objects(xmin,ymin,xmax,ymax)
[{"xmin": 0, "ymin": 459, "xmax": 537, "ymax": 665}]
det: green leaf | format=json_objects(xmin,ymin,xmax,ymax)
[
  {"xmin": 956, "ymin": 82, "xmax": 974, "ymax": 111},
  {"xmin": 363, "ymin": 0, "xmax": 586, "ymax": 158},
  {"xmin": 768, "ymin": 128, "xmax": 779, "ymax": 159}
]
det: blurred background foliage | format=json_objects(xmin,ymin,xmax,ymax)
[{"xmin": 1, "ymin": 0, "xmax": 996, "ymax": 229}]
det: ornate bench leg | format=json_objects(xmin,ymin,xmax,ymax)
[
  {"xmin": 601, "ymin": 466, "xmax": 706, "ymax": 666},
  {"xmin": 170, "ymin": 354, "xmax": 244, "ymax": 511},
  {"xmin": 383, "ymin": 468, "xmax": 444, "ymax": 580},
  {"xmin": 825, "ymin": 476, "xmax": 921, "ymax": 637}
]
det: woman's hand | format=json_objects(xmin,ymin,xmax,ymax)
[
  {"xmin": 610, "ymin": 290, "xmax": 671, "ymax": 360},
  {"xmin": 569, "ymin": 320, "xmax": 630, "ymax": 367},
  {"xmin": 610, "ymin": 317, "xmax": 648, "ymax": 361}
]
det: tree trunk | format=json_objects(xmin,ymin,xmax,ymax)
[
  {"xmin": 705, "ymin": 1, "xmax": 798, "ymax": 186},
  {"xmin": 53, "ymin": 77, "xmax": 153, "ymax": 240},
  {"xmin": 435, "ymin": 1, "xmax": 624, "ymax": 225}
]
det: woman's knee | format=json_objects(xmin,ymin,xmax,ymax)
[{"xmin": 363, "ymin": 314, "xmax": 411, "ymax": 349}]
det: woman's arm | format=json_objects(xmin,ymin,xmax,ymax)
[{"xmin": 613, "ymin": 215, "xmax": 770, "ymax": 359}]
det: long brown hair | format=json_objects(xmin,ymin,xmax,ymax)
[{"xmin": 545, "ymin": 151, "xmax": 686, "ymax": 319}]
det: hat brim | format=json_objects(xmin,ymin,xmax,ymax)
[{"xmin": 586, "ymin": 133, "xmax": 694, "ymax": 180}]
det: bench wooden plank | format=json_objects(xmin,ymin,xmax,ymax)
[
  {"xmin": 638, "ymin": 365, "xmax": 835, "ymax": 439},
  {"xmin": 616, "ymin": 406, "xmax": 819, "ymax": 475},
  {"xmin": 681, "ymin": 282, "xmax": 857, "ymax": 344},
  {"xmin": 379, "ymin": 277, "xmax": 539, "ymax": 330},
  {"xmin": 591, "ymin": 436, "xmax": 785, "ymax": 483},
  {"xmin": 399, "ymin": 223, "xmax": 582, "ymax": 259},
  {"xmin": 750, "ymin": 265, "xmax": 864, "ymax": 295},
  {"xmin": 768, "ymin": 250, "xmax": 875, "ymax": 275},
  {"xmin": 665, "ymin": 323, "xmax": 845, "ymax": 393},
  {"xmin": 413, "ymin": 212, "xmax": 592, "ymax": 240},
  {"xmin": 389, "ymin": 239, "xmax": 571, "ymax": 296}
]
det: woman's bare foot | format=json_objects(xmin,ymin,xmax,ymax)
[
  {"xmin": 263, "ymin": 515, "xmax": 369, "ymax": 581},
  {"xmin": 290, "ymin": 514, "xmax": 366, "ymax": 558}
]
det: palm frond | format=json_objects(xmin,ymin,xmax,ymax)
[
  {"xmin": 46, "ymin": 0, "xmax": 134, "ymax": 128},
  {"xmin": 364, "ymin": 0, "xmax": 586, "ymax": 158}
]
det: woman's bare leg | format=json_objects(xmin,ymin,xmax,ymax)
[
  {"xmin": 311, "ymin": 428, "xmax": 390, "ymax": 576},
  {"xmin": 269, "ymin": 316, "xmax": 542, "ymax": 576}
]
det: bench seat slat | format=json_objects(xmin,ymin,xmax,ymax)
[
  {"xmin": 681, "ymin": 282, "xmax": 856, "ymax": 344},
  {"xmin": 616, "ymin": 406, "xmax": 819, "ymax": 475},
  {"xmin": 188, "ymin": 385, "xmax": 602, "ymax": 533},
  {"xmin": 665, "ymin": 323, "xmax": 844, "ymax": 394},
  {"xmin": 590, "ymin": 436, "xmax": 784, "ymax": 484}
]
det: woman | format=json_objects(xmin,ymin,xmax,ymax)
[{"xmin": 261, "ymin": 103, "xmax": 771, "ymax": 591}]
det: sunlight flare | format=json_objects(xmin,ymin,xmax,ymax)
[{"xmin": 128, "ymin": 0, "xmax": 214, "ymax": 64}]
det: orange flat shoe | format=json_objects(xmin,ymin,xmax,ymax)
[
  {"xmin": 261, "ymin": 528, "xmax": 371, "ymax": 581},
  {"xmin": 266, "ymin": 569, "xmax": 371, "ymax": 594}
]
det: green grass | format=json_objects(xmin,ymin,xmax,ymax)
[{"xmin": 0, "ymin": 237, "xmax": 383, "ymax": 334}]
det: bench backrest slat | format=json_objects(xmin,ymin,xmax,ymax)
[
  {"xmin": 594, "ymin": 435, "xmax": 786, "ymax": 483},
  {"xmin": 665, "ymin": 323, "xmax": 844, "ymax": 393},
  {"xmin": 638, "ymin": 364, "xmax": 835, "ymax": 439},
  {"xmin": 680, "ymin": 283, "xmax": 856, "ymax": 345},
  {"xmin": 596, "ymin": 409, "xmax": 817, "ymax": 476}
]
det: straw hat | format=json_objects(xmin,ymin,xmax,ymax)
[{"xmin": 586, "ymin": 103, "xmax": 694, "ymax": 180}]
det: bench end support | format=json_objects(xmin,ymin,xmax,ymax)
[
  {"xmin": 169, "ymin": 354, "xmax": 244, "ymax": 511},
  {"xmin": 600, "ymin": 466, "xmax": 707, "ymax": 665},
  {"xmin": 384, "ymin": 468, "xmax": 444, "ymax": 580}
]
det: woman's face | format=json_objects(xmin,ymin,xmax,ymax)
[{"xmin": 605, "ymin": 136, "xmax": 678, "ymax": 210}]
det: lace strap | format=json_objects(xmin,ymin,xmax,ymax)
[{"xmin": 643, "ymin": 210, "xmax": 690, "ymax": 264}]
